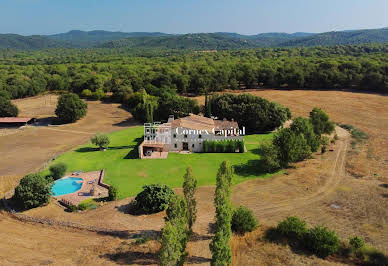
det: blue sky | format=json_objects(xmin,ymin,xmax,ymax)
[{"xmin": 2, "ymin": 0, "xmax": 388, "ymax": 35}]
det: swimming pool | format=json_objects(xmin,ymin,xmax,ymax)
[{"xmin": 52, "ymin": 177, "xmax": 83, "ymax": 196}]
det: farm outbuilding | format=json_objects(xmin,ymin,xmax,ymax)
[{"xmin": 0, "ymin": 117, "xmax": 36, "ymax": 127}]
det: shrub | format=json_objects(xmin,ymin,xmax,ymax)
[
  {"xmin": 260, "ymin": 142, "xmax": 281, "ymax": 172},
  {"xmin": 273, "ymin": 128, "xmax": 312, "ymax": 167},
  {"xmin": 309, "ymin": 108, "xmax": 335, "ymax": 135},
  {"xmin": 351, "ymin": 128, "xmax": 369, "ymax": 142},
  {"xmin": 134, "ymin": 236, "xmax": 150, "ymax": 245},
  {"xmin": 0, "ymin": 96, "xmax": 19, "ymax": 117},
  {"xmin": 13, "ymin": 173, "xmax": 52, "ymax": 209},
  {"xmin": 108, "ymin": 185, "xmax": 118, "ymax": 201},
  {"xmin": 290, "ymin": 117, "xmax": 321, "ymax": 152},
  {"xmin": 133, "ymin": 184, "xmax": 174, "ymax": 214},
  {"xmin": 304, "ymin": 226, "xmax": 340, "ymax": 258},
  {"xmin": 231, "ymin": 206, "xmax": 258, "ymax": 234},
  {"xmin": 91, "ymin": 132, "xmax": 110, "ymax": 150},
  {"xmin": 277, "ymin": 216, "xmax": 308, "ymax": 241},
  {"xmin": 55, "ymin": 93, "xmax": 87, "ymax": 123},
  {"xmin": 91, "ymin": 88, "xmax": 105, "ymax": 100},
  {"xmin": 81, "ymin": 89, "xmax": 92, "ymax": 98},
  {"xmin": 349, "ymin": 236, "xmax": 364, "ymax": 250},
  {"xmin": 49, "ymin": 162, "xmax": 67, "ymax": 180},
  {"xmin": 77, "ymin": 199, "xmax": 98, "ymax": 211}
]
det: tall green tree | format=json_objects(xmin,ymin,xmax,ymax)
[
  {"xmin": 309, "ymin": 108, "xmax": 335, "ymax": 136},
  {"xmin": 0, "ymin": 96, "xmax": 19, "ymax": 117},
  {"xmin": 160, "ymin": 195, "xmax": 189, "ymax": 266},
  {"xmin": 210, "ymin": 161, "xmax": 233, "ymax": 266},
  {"xmin": 183, "ymin": 166, "xmax": 197, "ymax": 232},
  {"xmin": 13, "ymin": 173, "xmax": 52, "ymax": 209},
  {"xmin": 55, "ymin": 93, "xmax": 87, "ymax": 123},
  {"xmin": 273, "ymin": 128, "xmax": 311, "ymax": 167},
  {"xmin": 290, "ymin": 117, "xmax": 321, "ymax": 152}
]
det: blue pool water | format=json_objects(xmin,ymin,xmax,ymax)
[{"xmin": 52, "ymin": 177, "xmax": 83, "ymax": 196}]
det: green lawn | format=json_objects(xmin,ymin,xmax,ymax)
[{"xmin": 47, "ymin": 126, "xmax": 277, "ymax": 198}]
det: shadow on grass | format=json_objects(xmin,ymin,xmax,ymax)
[
  {"xmin": 76, "ymin": 145, "xmax": 132, "ymax": 153},
  {"xmin": 124, "ymin": 137, "xmax": 144, "ymax": 159},
  {"xmin": 191, "ymin": 232, "xmax": 212, "ymax": 242},
  {"xmin": 113, "ymin": 117, "xmax": 139, "ymax": 127},
  {"xmin": 187, "ymin": 256, "xmax": 212, "ymax": 264},
  {"xmin": 115, "ymin": 201, "xmax": 155, "ymax": 216},
  {"xmin": 102, "ymin": 250, "xmax": 158, "ymax": 265},
  {"xmin": 75, "ymin": 147, "xmax": 98, "ymax": 152},
  {"xmin": 233, "ymin": 159, "xmax": 268, "ymax": 177}
]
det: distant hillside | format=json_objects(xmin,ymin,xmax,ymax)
[
  {"xmin": 0, "ymin": 34, "xmax": 66, "ymax": 49},
  {"xmin": 281, "ymin": 28, "xmax": 388, "ymax": 47},
  {"xmin": 47, "ymin": 30, "xmax": 170, "ymax": 47},
  {"xmin": 1, "ymin": 28, "xmax": 388, "ymax": 50},
  {"xmin": 99, "ymin": 33, "xmax": 259, "ymax": 49}
]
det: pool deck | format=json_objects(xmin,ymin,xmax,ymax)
[{"xmin": 54, "ymin": 170, "xmax": 109, "ymax": 206}]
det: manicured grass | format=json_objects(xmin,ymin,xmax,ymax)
[{"xmin": 47, "ymin": 126, "xmax": 278, "ymax": 198}]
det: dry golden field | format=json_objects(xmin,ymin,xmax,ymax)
[{"xmin": 0, "ymin": 90, "xmax": 387, "ymax": 265}]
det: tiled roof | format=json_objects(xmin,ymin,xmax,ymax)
[
  {"xmin": 0, "ymin": 117, "xmax": 33, "ymax": 123},
  {"xmin": 171, "ymin": 114, "xmax": 238, "ymax": 131}
]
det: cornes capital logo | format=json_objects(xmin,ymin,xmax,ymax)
[
  {"xmin": 174, "ymin": 126, "xmax": 245, "ymax": 137},
  {"xmin": 144, "ymin": 121, "xmax": 245, "ymax": 145}
]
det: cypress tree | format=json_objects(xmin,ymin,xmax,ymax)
[
  {"xmin": 209, "ymin": 161, "xmax": 233, "ymax": 266},
  {"xmin": 183, "ymin": 166, "xmax": 198, "ymax": 232},
  {"xmin": 160, "ymin": 195, "xmax": 189, "ymax": 266}
]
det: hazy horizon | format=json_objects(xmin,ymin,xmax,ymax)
[{"xmin": 2, "ymin": 0, "xmax": 388, "ymax": 35}]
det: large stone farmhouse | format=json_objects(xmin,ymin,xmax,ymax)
[{"xmin": 139, "ymin": 114, "xmax": 243, "ymax": 159}]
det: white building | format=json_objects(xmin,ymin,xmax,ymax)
[{"xmin": 139, "ymin": 114, "xmax": 244, "ymax": 159}]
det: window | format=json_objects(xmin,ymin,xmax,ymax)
[
  {"xmin": 184, "ymin": 134, "xmax": 188, "ymax": 138},
  {"xmin": 192, "ymin": 144, "xmax": 195, "ymax": 148},
  {"xmin": 199, "ymin": 134, "xmax": 202, "ymax": 139},
  {"xmin": 174, "ymin": 143, "xmax": 177, "ymax": 148}
]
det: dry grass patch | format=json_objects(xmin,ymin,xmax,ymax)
[{"xmin": 231, "ymin": 227, "xmax": 344, "ymax": 266}]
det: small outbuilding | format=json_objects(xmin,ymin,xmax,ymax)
[{"xmin": 0, "ymin": 117, "xmax": 36, "ymax": 127}]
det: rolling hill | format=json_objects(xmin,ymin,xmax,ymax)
[
  {"xmin": 1, "ymin": 28, "xmax": 388, "ymax": 50},
  {"xmin": 47, "ymin": 30, "xmax": 171, "ymax": 47},
  {"xmin": 0, "ymin": 34, "xmax": 66, "ymax": 50}
]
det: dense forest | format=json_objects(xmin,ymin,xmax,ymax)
[
  {"xmin": 2, "ymin": 28, "xmax": 388, "ymax": 50},
  {"xmin": 1, "ymin": 43, "xmax": 387, "ymax": 104}
]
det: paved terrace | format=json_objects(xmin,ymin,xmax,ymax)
[{"xmin": 55, "ymin": 170, "xmax": 109, "ymax": 206}]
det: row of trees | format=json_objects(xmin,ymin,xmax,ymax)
[
  {"xmin": 1, "ymin": 44, "xmax": 388, "ymax": 101},
  {"xmin": 159, "ymin": 167, "xmax": 198, "ymax": 265},
  {"xmin": 261, "ymin": 108, "xmax": 335, "ymax": 172}
]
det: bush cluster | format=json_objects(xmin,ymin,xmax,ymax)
[
  {"xmin": 261, "ymin": 108, "xmax": 334, "ymax": 172},
  {"xmin": 275, "ymin": 217, "xmax": 339, "ymax": 258},
  {"xmin": 231, "ymin": 206, "xmax": 258, "ymax": 234},
  {"xmin": 132, "ymin": 184, "xmax": 174, "ymax": 214},
  {"xmin": 49, "ymin": 162, "xmax": 67, "ymax": 180},
  {"xmin": 210, "ymin": 93, "xmax": 291, "ymax": 133},
  {"xmin": 276, "ymin": 216, "xmax": 307, "ymax": 241},
  {"xmin": 304, "ymin": 226, "xmax": 340, "ymax": 258},
  {"xmin": 203, "ymin": 140, "xmax": 244, "ymax": 153},
  {"xmin": 13, "ymin": 173, "xmax": 52, "ymax": 209}
]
